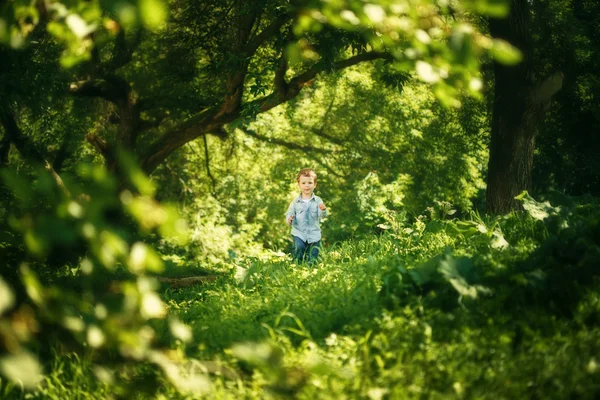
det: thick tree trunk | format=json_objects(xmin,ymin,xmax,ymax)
[
  {"xmin": 486, "ymin": 86, "xmax": 537, "ymax": 213},
  {"xmin": 486, "ymin": 0, "xmax": 563, "ymax": 214}
]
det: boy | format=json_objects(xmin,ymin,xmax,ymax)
[{"xmin": 285, "ymin": 168, "xmax": 328, "ymax": 263}]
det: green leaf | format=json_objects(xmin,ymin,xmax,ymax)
[
  {"xmin": 20, "ymin": 265, "xmax": 44, "ymax": 305},
  {"xmin": 24, "ymin": 230, "xmax": 48, "ymax": 256},
  {"xmin": 141, "ymin": 292, "xmax": 166, "ymax": 319},
  {"xmin": 410, "ymin": 254, "xmax": 444, "ymax": 285},
  {"xmin": 0, "ymin": 277, "xmax": 15, "ymax": 315},
  {"xmin": 1, "ymin": 169, "xmax": 33, "ymax": 204},
  {"xmin": 60, "ymin": 52, "xmax": 91, "ymax": 68},
  {"xmin": 129, "ymin": 242, "xmax": 164, "ymax": 273},
  {"xmin": 439, "ymin": 255, "xmax": 480, "ymax": 298},
  {"xmin": 415, "ymin": 61, "xmax": 440, "ymax": 83},
  {"xmin": 491, "ymin": 39, "xmax": 522, "ymax": 65},
  {"xmin": 490, "ymin": 230, "xmax": 508, "ymax": 250},
  {"xmin": 117, "ymin": 149, "xmax": 156, "ymax": 196},
  {"xmin": 169, "ymin": 319, "xmax": 192, "ymax": 343},
  {"xmin": 139, "ymin": 0, "xmax": 167, "ymax": 31},
  {"xmin": 0, "ymin": 351, "xmax": 43, "ymax": 389},
  {"xmin": 472, "ymin": 0, "xmax": 510, "ymax": 17},
  {"xmin": 115, "ymin": 3, "xmax": 138, "ymax": 28},
  {"xmin": 87, "ymin": 325, "xmax": 106, "ymax": 348},
  {"xmin": 0, "ymin": 18, "xmax": 8, "ymax": 43},
  {"xmin": 231, "ymin": 342, "xmax": 283, "ymax": 368},
  {"xmin": 515, "ymin": 191, "xmax": 557, "ymax": 221},
  {"xmin": 490, "ymin": 230, "xmax": 509, "ymax": 249},
  {"xmin": 65, "ymin": 14, "xmax": 96, "ymax": 38}
]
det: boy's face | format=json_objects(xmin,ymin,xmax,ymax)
[{"xmin": 298, "ymin": 175, "xmax": 316, "ymax": 197}]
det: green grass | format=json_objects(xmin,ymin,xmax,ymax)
[{"xmin": 4, "ymin": 206, "xmax": 600, "ymax": 399}]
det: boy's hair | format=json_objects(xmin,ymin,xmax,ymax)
[{"xmin": 296, "ymin": 168, "xmax": 317, "ymax": 184}]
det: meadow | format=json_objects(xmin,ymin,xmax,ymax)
[{"xmin": 6, "ymin": 193, "xmax": 597, "ymax": 399}]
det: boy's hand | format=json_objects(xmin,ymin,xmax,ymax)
[
  {"xmin": 318, "ymin": 203, "xmax": 327, "ymax": 210},
  {"xmin": 287, "ymin": 215, "xmax": 295, "ymax": 224}
]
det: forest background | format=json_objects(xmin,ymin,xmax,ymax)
[{"xmin": 1, "ymin": 0, "xmax": 599, "ymax": 398}]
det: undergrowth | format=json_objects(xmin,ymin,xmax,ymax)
[{"xmin": 4, "ymin": 194, "xmax": 600, "ymax": 399}]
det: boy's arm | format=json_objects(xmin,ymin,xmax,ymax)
[
  {"xmin": 317, "ymin": 198, "xmax": 328, "ymax": 219},
  {"xmin": 285, "ymin": 201, "xmax": 295, "ymax": 224}
]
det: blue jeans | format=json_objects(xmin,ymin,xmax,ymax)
[{"xmin": 292, "ymin": 236, "xmax": 320, "ymax": 264}]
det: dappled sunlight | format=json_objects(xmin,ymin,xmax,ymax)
[
  {"xmin": 2, "ymin": 0, "xmax": 599, "ymax": 396},
  {"xmin": 165, "ymin": 251, "xmax": 384, "ymax": 356},
  {"xmin": 162, "ymin": 199, "xmax": 600, "ymax": 398}
]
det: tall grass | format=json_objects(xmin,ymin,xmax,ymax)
[{"xmin": 4, "ymin": 197, "xmax": 600, "ymax": 399}]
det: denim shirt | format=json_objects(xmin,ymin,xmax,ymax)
[{"xmin": 285, "ymin": 194, "xmax": 328, "ymax": 243}]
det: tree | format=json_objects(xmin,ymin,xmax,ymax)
[
  {"xmin": 485, "ymin": 0, "xmax": 564, "ymax": 213},
  {"xmin": 1, "ymin": 0, "xmax": 509, "ymax": 178},
  {"xmin": 532, "ymin": 0, "xmax": 600, "ymax": 196}
]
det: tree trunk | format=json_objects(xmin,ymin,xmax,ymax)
[{"xmin": 486, "ymin": 0, "xmax": 563, "ymax": 214}]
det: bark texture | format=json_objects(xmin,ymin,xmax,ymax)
[{"xmin": 486, "ymin": 0, "xmax": 563, "ymax": 214}]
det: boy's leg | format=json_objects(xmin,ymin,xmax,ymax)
[
  {"xmin": 307, "ymin": 240, "xmax": 321, "ymax": 264},
  {"xmin": 292, "ymin": 236, "xmax": 307, "ymax": 262}
]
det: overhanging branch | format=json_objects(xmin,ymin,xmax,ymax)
[
  {"xmin": 141, "ymin": 50, "xmax": 390, "ymax": 174},
  {"xmin": 243, "ymin": 18, "xmax": 289, "ymax": 56},
  {"xmin": 254, "ymin": 51, "xmax": 392, "ymax": 113},
  {"xmin": 69, "ymin": 74, "xmax": 139, "ymax": 149},
  {"xmin": 86, "ymin": 133, "xmax": 110, "ymax": 157},
  {"xmin": 240, "ymin": 128, "xmax": 334, "ymax": 154},
  {"xmin": 291, "ymin": 51, "xmax": 392, "ymax": 88},
  {"xmin": 69, "ymin": 77, "xmax": 128, "ymax": 105}
]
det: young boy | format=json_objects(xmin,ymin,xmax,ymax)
[{"xmin": 285, "ymin": 168, "xmax": 328, "ymax": 263}]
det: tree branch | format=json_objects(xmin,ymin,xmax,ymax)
[
  {"xmin": 86, "ymin": 133, "xmax": 110, "ymax": 157},
  {"xmin": 107, "ymin": 27, "xmax": 143, "ymax": 71},
  {"xmin": 202, "ymin": 135, "xmax": 217, "ymax": 195},
  {"xmin": 240, "ymin": 128, "xmax": 334, "ymax": 154},
  {"xmin": 273, "ymin": 27, "xmax": 295, "ymax": 101},
  {"xmin": 0, "ymin": 134, "xmax": 10, "ymax": 166},
  {"xmin": 0, "ymin": 102, "xmax": 70, "ymax": 197},
  {"xmin": 254, "ymin": 51, "xmax": 392, "ymax": 113},
  {"xmin": 1, "ymin": 103, "xmax": 44, "ymax": 164},
  {"xmin": 140, "ymin": 107, "xmax": 228, "ymax": 173},
  {"xmin": 312, "ymin": 91, "xmax": 345, "ymax": 146},
  {"xmin": 311, "ymin": 154, "xmax": 345, "ymax": 178},
  {"xmin": 139, "ymin": 113, "xmax": 168, "ymax": 132},
  {"xmin": 69, "ymin": 77, "xmax": 128, "ymax": 105},
  {"xmin": 240, "ymin": 129, "xmax": 343, "ymax": 178},
  {"xmin": 213, "ymin": 5, "xmax": 264, "ymax": 119},
  {"xmin": 274, "ymin": 50, "xmax": 289, "ymax": 99},
  {"xmin": 141, "ymin": 51, "xmax": 390, "ymax": 173},
  {"xmin": 52, "ymin": 134, "xmax": 72, "ymax": 172},
  {"xmin": 291, "ymin": 51, "xmax": 392, "ymax": 89},
  {"xmin": 69, "ymin": 74, "xmax": 140, "ymax": 150},
  {"xmin": 243, "ymin": 18, "xmax": 289, "ymax": 56}
]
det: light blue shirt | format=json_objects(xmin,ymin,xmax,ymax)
[{"xmin": 285, "ymin": 194, "xmax": 328, "ymax": 243}]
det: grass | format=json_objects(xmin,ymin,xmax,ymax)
[{"xmin": 3, "ymin": 207, "xmax": 600, "ymax": 399}]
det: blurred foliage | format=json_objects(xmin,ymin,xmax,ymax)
[
  {"xmin": 0, "ymin": 154, "xmax": 209, "ymax": 395},
  {"xmin": 1, "ymin": 0, "xmax": 520, "ymax": 106},
  {"xmin": 1, "ymin": 0, "xmax": 599, "ymax": 397}
]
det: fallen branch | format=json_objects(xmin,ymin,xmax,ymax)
[{"xmin": 157, "ymin": 275, "xmax": 217, "ymax": 288}]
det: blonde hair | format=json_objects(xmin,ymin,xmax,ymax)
[{"xmin": 296, "ymin": 168, "xmax": 317, "ymax": 184}]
